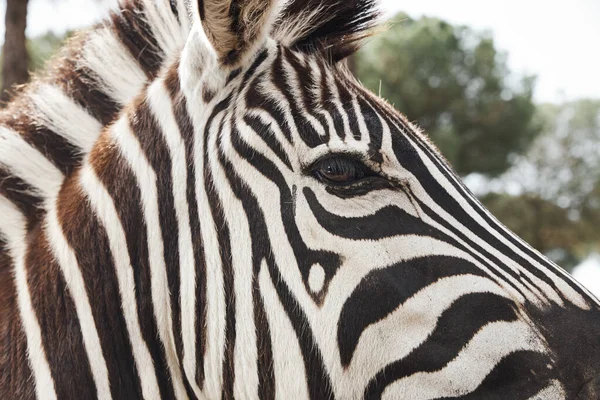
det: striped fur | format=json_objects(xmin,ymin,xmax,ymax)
[{"xmin": 1, "ymin": 0, "xmax": 600, "ymax": 399}]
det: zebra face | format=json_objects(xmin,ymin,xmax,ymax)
[{"xmin": 169, "ymin": 1, "xmax": 600, "ymax": 397}]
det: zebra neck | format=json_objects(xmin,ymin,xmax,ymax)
[{"xmin": 0, "ymin": 2, "xmax": 190, "ymax": 397}]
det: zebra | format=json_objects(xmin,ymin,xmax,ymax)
[{"xmin": 0, "ymin": 0, "xmax": 599, "ymax": 398}]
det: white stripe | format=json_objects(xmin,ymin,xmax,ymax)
[
  {"xmin": 147, "ymin": 80, "xmax": 202, "ymax": 397},
  {"xmin": 45, "ymin": 193, "xmax": 112, "ymax": 400},
  {"xmin": 528, "ymin": 380, "xmax": 566, "ymax": 400},
  {"xmin": 0, "ymin": 196, "xmax": 57, "ymax": 400},
  {"xmin": 139, "ymin": 0, "xmax": 188, "ymax": 56},
  {"xmin": 111, "ymin": 117, "xmax": 188, "ymax": 400},
  {"xmin": 180, "ymin": 59, "xmax": 226, "ymax": 399},
  {"xmin": 80, "ymin": 162, "xmax": 162, "ymax": 400},
  {"xmin": 29, "ymin": 84, "xmax": 102, "ymax": 153},
  {"xmin": 258, "ymin": 261, "xmax": 310, "ymax": 400},
  {"xmin": 0, "ymin": 126, "xmax": 63, "ymax": 199},
  {"xmin": 343, "ymin": 275, "xmax": 510, "ymax": 398},
  {"xmin": 209, "ymin": 117, "xmax": 259, "ymax": 400},
  {"xmin": 80, "ymin": 27, "xmax": 147, "ymax": 105},
  {"xmin": 382, "ymin": 320, "xmax": 545, "ymax": 400}
]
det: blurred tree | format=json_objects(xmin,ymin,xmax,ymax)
[
  {"xmin": 484, "ymin": 100, "xmax": 600, "ymax": 270},
  {"xmin": 1, "ymin": 0, "xmax": 30, "ymax": 102},
  {"xmin": 27, "ymin": 31, "xmax": 67, "ymax": 71},
  {"xmin": 0, "ymin": 32, "xmax": 67, "ymax": 90},
  {"xmin": 354, "ymin": 12, "xmax": 541, "ymax": 177}
]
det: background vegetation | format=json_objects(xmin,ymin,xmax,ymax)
[{"xmin": 2, "ymin": 7, "xmax": 599, "ymax": 271}]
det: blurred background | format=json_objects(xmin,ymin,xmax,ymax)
[{"xmin": 1, "ymin": 0, "xmax": 599, "ymax": 295}]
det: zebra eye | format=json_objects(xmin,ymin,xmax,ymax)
[{"xmin": 312, "ymin": 156, "xmax": 371, "ymax": 186}]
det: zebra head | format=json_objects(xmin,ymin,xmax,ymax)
[
  {"xmin": 2, "ymin": 0, "xmax": 600, "ymax": 399},
  {"xmin": 138, "ymin": 0, "xmax": 600, "ymax": 398}
]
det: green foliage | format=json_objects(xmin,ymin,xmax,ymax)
[
  {"xmin": 27, "ymin": 31, "xmax": 68, "ymax": 71},
  {"xmin": 482, "ymin": 99, "xmax": 600, "ymax": 270},
  {"xmin": 354, "ymin": 13, "xmax": 541, "ymax": 177}
]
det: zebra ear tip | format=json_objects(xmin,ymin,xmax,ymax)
[{"xmin": 196, "ymin": 0, "xmax": 280, "ymax": 68}]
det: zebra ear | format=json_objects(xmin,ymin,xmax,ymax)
[{"xmin": 197, "ymin": 0, "xmax": 280, "ymax": 67}]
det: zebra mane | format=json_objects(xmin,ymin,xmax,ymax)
[
  {"xmin": 0, "ymin": 0, "xmax": 189, "ymax": 224},
  {"xmin": 0, "ymin": 0, "xmax": 381, "ymax": 228},
  {"xmin": 273, "ymin": 0, "xmax": 381, "ymax": 61}
]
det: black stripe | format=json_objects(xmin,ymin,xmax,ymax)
[
  {"xmin": 56, "ymin": 61, "xmax": 120, "ymax": 126},
  {"xmin": 389, "ymin": 113, "xmax": 591, "ymax": 302},
  {"xmin": 245, "ymin": 76, "xmax": 293, "ymax": 144},
  {"xmin": 355, "ymin": 94, "xmax": 384, "ymax": 153},
  {"xmin": 0, "ymin": 168, "xmax": 43, "ymax": 228},
  {"xmin": 458, "ymin": 351, "xmax": 554, "ymax": 400},
  {"xmin": 203, "ymin": 96, "xmax": 237, "ymax": 400},
  {"xmin": 218, "ymin": 126, "xmax": 277, "ymax": 400},
  {"xmin": 271, "ymin": 48, "xmax": 327, "ymax": 148},
  {"xmin": 335, "ymin": 79, "xmax": 361, "ymax": 141},
  {"xmin": 110, "ymin": 3, "xmax": 163, "ymax": 79},
  {"xmin": 232, "ymin": 127, "xmax": 341, "ymax": 301},
  {"xmin": 243, "ymin": 115, "xmax": 294, "ymax": 171},
  {"xmin": 240, "ymin": 49, "xmax": 295, "ymax": 171},
  {"xmin": 2, "ymin": 121, "xmax": 82, "ymax": 177},
  {"xmin": 321, "ymin": 68, "xmax": 346, "ymax": 140},
  {"xmin": 387, "ymin": 125, "xmax": 566, "ymax": 300},
  {"xmin": 129, "ymin": 101, "xmax": 196, "ymax": 398},
  {"xmin": 364, "ymin": 292, "xmax": 524, "ymax": 399},
  {"xmin": 414, "ymin": 196, "xmax": 540, "ymax": 302},
  {"xmin": 0, "ymin": 236, "xmax": 36, "ymax": 400},
  {"xmin": 164, "ymin": 71, "xmax": 208, "ymax": 388},
  {"xmin": 169, "ymin": 0, "xmax": 179, "ymax": 20},
  {"xmin": 338, "ymin": 256, "xmax": 487, "ymax": 367},
  {"xmin": 25, "ymin": 227, "xmax": 98, "ymax": 400},
  {"xmin": 301, "ymin": 186, "xmax": 523, "ymax": 301},
  {"xmin": 59, "ymin": 176, "xmax": 143, "ymax": 399},
  {"xmin": 97, "ymin": 145, "xmax": 177, "ymax": 400},
  {"xmin": 284, "ymin": 49, "xmax": 332, "ymax": 140},
  {"xmin": 241, "ymin": 49, "xmax": 270, "ymax": 89}
]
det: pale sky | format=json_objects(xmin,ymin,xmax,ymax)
[
  {"xmin": 381, "ymin": 0, "xmax": 600, "ymax": 103},
  {"xmin": 1, "ymin": 0, "xmax": 599, "ymax": 295}
]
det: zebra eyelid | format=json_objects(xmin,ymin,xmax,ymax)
[
  {"xmin": 307, "ymin": 156, "xmax": 394, "ymax": 193},
  {"xmin": 303, "ymin": 152, "xmax": 370, "ymax": 172}
]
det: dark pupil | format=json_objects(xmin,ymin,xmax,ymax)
[{"xmin": 320, "ymin": 158, "xmax": 365, "ymax": 183}]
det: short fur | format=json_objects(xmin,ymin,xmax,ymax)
[
  {"xmin": 2, "ymin": 1, "xmax": 599, "ymax": 399},
  {"xmin": 0, "ymin": 1, "xmax": 382, "ymax": 397}
]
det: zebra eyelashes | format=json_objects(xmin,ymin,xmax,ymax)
[{"xmin": 310, "ymin": 154, "xmax": 385, "ymax": 189}]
